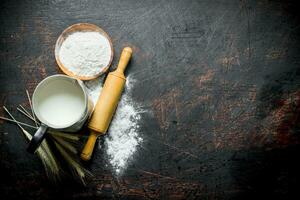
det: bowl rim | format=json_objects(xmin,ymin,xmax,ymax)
[{"xmin": 54, "ymin": 23, "xmax": 114, "ymax": 80}]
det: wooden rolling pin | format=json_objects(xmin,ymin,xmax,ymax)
[{"xmin": 81, "ymin": 47, "xmax": 133, "ymax": 161}]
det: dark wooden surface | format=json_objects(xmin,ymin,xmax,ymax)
[{"xmin": 1, "ymin": 0, "xmax": 300, "ymax": 199}]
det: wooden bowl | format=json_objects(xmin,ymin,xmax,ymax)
[{"xmin": 55, "ymin": 23, "xmax": 114, "ymax": 80}]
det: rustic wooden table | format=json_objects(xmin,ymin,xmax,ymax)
[{"xmin": 1, "ymin": 0, "xmax": 300, "ymax": 199}]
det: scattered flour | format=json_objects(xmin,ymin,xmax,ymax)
[
  {"xmin": 59, "ymin": 32, "xmax": 112, "ymax": 77},
  {"xmin": 84, "ymin": 76, "xmax": 143, "ymax": 175}
]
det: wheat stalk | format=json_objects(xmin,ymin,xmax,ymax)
[
  {"xmin": 50, "ymin": 134, "xmax": 78, "ymax": 154},
  {"xmin": 0, "ymin": 116, "xmax": 37, "ymax": 129},
  {"xmin": 3, "ymin": 106, "xmax": 61, "ymax": 181},
  {"xmin": 53, "ymin": 140, "xmax": 91, "ymax": 185},
  {"xmin": 49, "ymin": 130, "xmax": 80, "ymax": 141}
]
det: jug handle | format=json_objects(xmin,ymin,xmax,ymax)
[{"xmin": 27, "ymin": 124, "xmax": 48, "ymax": 153}]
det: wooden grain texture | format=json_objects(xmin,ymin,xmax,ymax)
[{"xmin": 1, "ymin": 0, "xmax": 300, "ymax": 199}]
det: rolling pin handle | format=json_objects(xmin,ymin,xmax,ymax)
[
  {"xmin": 80, "ymin": 131, "xmax": 98, "ymax": 161},
  {"xmin": 116, "ymin": 47, "xmax": 133, "ymax": 74}
]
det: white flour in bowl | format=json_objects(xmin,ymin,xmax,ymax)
[
  {"xmin": 59, "ymin": 31, "xmax": 112, "ymax": 77},
  {"xmin": 84, "ymin": 76, "xmax": 145, "ymax": 175}
]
